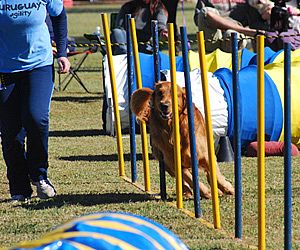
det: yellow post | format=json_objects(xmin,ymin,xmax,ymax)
[
  {"xmin": 129, "ymin": 18, "xmax": 151, "ymax": 192},
  {"xmin": 197, "ymin": 31, "xmax": 221, "ymax": 229},
  {"xmin": 101, "ymin": 13, "xmax": 125, "ymax": 177},
  {"xmin": 168, "ymin": 23, "xmax": 183, "ymax": 209},
  {"xmin": 257, "ymin": 35, "xmax": 266, "ymax": 250}
]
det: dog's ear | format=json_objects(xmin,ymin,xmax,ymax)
[
  {"xmin": 130, "ymin": 88, "xmax": 153, "ymax": 123},
  {"xmin": 179, "ymin": 87, "xmax": 188, "ymax": 115}
]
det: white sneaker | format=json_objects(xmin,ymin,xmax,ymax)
[
  {"xmin": 33, "ymin": 179, "xmax": 56, "ymax": 199},
  {"xmin": 11, "ymin": 195, "xmax": 30, "ymax": 202}
]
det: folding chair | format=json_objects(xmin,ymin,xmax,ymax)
[
  {"xmin": 57, "ymin": 49, "xmax": 94, "ymax": 93},
  {"xmin": 54, "ymin": 35, "xmax": 100, "ymax": 93}
]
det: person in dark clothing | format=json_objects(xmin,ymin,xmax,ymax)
[
  {"xmin": 111, "ymin": 0, "xmax": 168, "ymax": 55},
  {"xmin": 162, "ymin": 0, "xmax": 179, "ymax": 39}
]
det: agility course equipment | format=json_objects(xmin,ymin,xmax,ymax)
[
  {"xmin": 231, "ymin": 32, "xmax": 242, "ymax": 239},
  {"xmin": 102, "ymin": 15, "xmax": 221, "ymax": 226},
  {"xmin": 13, "ymin": 212, "xmax": 188, "ymax": 250},
  {"xmin": 198, "ymin": 31, "xmax": 221, "ymax": 229},
  {"xmin": 168, "ymin": 23, "xmax": 184, "ymax": 209},
  {"xmin": 283, "ymin": 43, "xmax": 292, "ymax": 250},
  {"xmin": 181, "ymin": 26, "xmax": 201, "ymax": 218},
  {"xmin": 129, "ymin": 17, "xmax": 151, "ymax": 192},
  {"xmin": 101, "ymin": 13, "xmax": 125, "ymax": 177},
  {"xmin": 257, "ymin": 35, "xmax": 266, "ymax": 250},
  {"xmin": 100, "ymin": 12, "xmax": 296, "ymax": 250}
]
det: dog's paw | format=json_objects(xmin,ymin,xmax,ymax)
[
  {"xmin": 201, "ymin": 191, "xmax": 212, "ymax": 199},
  {"xmin": 223, "ymin": 184, "xmax": 235, "ymax": 196},
  {"xmin": 218, "ymin": 189, "xmax": 224, "ymax": 196},
  {"xmin": 183, "ymin": 185, "xmax": 193, "ymax": 199},
  {"xmin": 183, "ymin": 190, "xmax": 193, "ymax": 199}
]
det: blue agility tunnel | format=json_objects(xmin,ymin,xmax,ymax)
[
  {"xmin": 133, "ymin": 52, "xmax": 184, "ymax": 89},
  {"xmin": 13, "ymin": 212, "xmax": 189, "ymax": 250},
  {"xmin": 214, "ymin": 65, "xmax": 283, "ymax": 147}
]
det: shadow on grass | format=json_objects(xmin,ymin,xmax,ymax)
[
  {"xmin": 19, "ymin": 192, "xmax": 153, "ymax": 210},
  {"xmin": 50, "ymin": 129, "xmax": 106, "ymax": 137},
  {"xmin": 59, "ymin": 153, "xmax": 155, "ymax": 162},
  {"xmin": 52, "ymin": 95, "xmax": 103, "ymax": 102}
]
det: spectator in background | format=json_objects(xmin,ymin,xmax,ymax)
[
  {"xmin": 248, "ymin": 0, "xmax": 300, "ymax": 51},
  {"xmin": 111, "ymin": 0, "xmax": 169, "ymax": 55},
  {"xmin": 0, "ymin": 0, "xmax": 70, "ymax": 202},
  {"xmin": 162, "ymin": 0, "xmax": 179, "ymax": 38},
  {"xmin": 194, "ymin": 0, "xmax": 268, "ymax": 52}
]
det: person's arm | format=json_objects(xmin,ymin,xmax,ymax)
[
  {"xmin": 156, "ymin": 8, "xmax": 168, "ymax": 40},
  {"xmin": 50, "ymin": 8, "xmax": 70, "ymax": 73},
  {"xmin": 50, "ymin": 8, "xmax": 67, "ymax": 58},
  {"xmin": 206, "ymin": 10, "xmax": 264, "ymax": 36}
]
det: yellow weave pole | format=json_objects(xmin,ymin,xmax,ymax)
[
  {"xmin": 257, "ymin": 35, "xmax": 266, "ymax": 250},
  {"xmin": 101, "ymin": 13, "xmax": 125, "ymax": 177},
  {"xmin": 129, "ymin": 18, "xmax": 151, "ymax": 192},
  {"xmin": 168, "ymin": 23, "xmax": 183, "ymax": 209},
  {"xmin": 197, "ymin": 31, "xmax": 221, "ymax": 229}
]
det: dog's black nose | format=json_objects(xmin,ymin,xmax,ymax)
[{"xmin": 160, "ymin": 103, "xmax": 169, "ymax": 112}]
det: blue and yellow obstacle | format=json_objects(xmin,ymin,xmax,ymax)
[{"xmin": 12, "ymin": 212, "xmax": 188, "ymax": 250}]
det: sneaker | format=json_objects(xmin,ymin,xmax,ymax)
[
  {"xmin": 33, "ymin": 179, "xmax": 56, "ymax": 199},
  {"xmin": 10, "ymin": 195, "xmax": 30, "ymax": 202}
]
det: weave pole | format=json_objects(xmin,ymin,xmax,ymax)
[
  {"xmin": 283, "ymin": 43, "xmax": 292, "ymax": 250},
  {"xmin": 126, "ymin": 14, "xmax": 137, "ymax": 183},
  {"xmin": 168, "ymin": 23, "xmax": 183, "ymax": 209},
  {"xmin": 257, "ymin": 35, "xmax": 265, "ymax": 250},
  {"xmin": 100, "ymin": 13, "xmax": 125, "ymax": 177},
  {"xmin": 231, "ymin": 33, "xmax": 242, "ymax": 239},
  {"xmin": 129, "ymin": 18, "xmax": 151, "ymax": 192},
  {"xmin": 197, "ymin": 31, "xmax": 221, "ymax": 229},
  {"xmin": 180, "ymin": 26, "xmax": 201, "ymax": 218},
  {"xmin": 151, "ymin": 20, "xmax": 167, "ymax": 201}
]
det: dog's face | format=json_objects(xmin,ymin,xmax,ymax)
[
  {"xmin": 153, "ymin": 81, "xmax": 186, "ymax": 120},
  {"xmin": 130, "ymin": 81, "xmax": 186, "ymax": 123}
]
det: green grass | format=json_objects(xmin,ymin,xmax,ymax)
[{"xmin": 0, "ymin": 3, "xmax": 300, "ymax": 250}]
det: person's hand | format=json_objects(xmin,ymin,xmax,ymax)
[{"xmin": 57, "ymin": 57, "xmax": 70, "ymax": 73}]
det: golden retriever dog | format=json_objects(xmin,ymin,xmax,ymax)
[{"xmin": 130, "ymin": 81, "xmax": 234, "ymax": 199}]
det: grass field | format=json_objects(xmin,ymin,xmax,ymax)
[{"xmin": 0, "ymin": 3, "xmax": 300, "ymax": 250}]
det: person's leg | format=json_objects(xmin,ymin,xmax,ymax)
[
  {"xmin": 196, "ymin": 7, "xmax": 223, "ymax": 53},
  {"xmin": 162, "ymin": 0, "xmax": 179, "ymax": 40},
  {"xmin": 111, "ymin": 28, "xmax": 127, "ymax": 55},
  {"xmin": 20, "ymin": 65, "xmax": 54, "ymax": 183},
  {"xmin": 0, "ymin": 79, "xmax": 32, "ymax": 198}
]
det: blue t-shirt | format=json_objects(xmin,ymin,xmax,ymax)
[{"xmin": 0, "ymin": 0, "xmax": 63, "ymax": 73}]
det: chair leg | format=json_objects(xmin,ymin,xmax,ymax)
[
  {"xmin": 60, "ymin": 52, "xmax": 91, "ymax": 93},
  {"xmin": 61, "ymin": 68, "xmax": 76, "ymax": 91},
  {"xmin": 58, "ymin": 72, "xmax": 61, "ymax": 91},
  {"xmin": 62, "ymin": 69, "xmax": 91, "ymax": 93}
]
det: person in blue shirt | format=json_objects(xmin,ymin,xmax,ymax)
[{"xmin": 0, "ymin": 0, "xmax": 70, "ymax": 202}]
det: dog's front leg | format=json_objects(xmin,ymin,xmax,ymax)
[
  {"xmin": 215, "ymin": 164, "xmax": 235, "ymax": 195},
  {"xmin": 204, "ymin": 162, "xmax": 235, "ymax": 196},
  {"xmin": 182, "ymin": 168, "xmax": 211, "ymax": 199}
]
